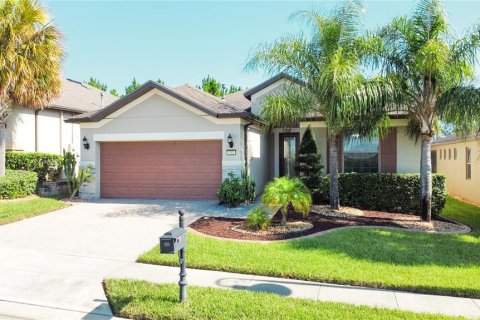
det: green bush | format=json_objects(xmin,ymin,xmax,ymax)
[
  {"xmin": 246, "ymin": 207, "xmax": 270, "ymax": 230},
  {"xmin": 6, "ymin": 152, "xmax": 63, "ymax": 183},
  {"xmin": 0, "ymin": 170, "xmax": 38, "ymax": 199},
  {"xmin": 262, "ymin": 177, "xmax": 312, "ymax": 225},
  {"xmin": 217, "ymin": 172, "xmax": 256, "ymax": 208},
  {"xmin": 316, "ymin": 173, "xmax": 446, "ymax": 215},
  {"xmin": 295, "ymin": 126, "xmax": 324, "ymax": 204}
]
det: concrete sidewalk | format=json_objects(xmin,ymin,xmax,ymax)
[{"xmin": 113, "ymin": 263, "xmax": 480, "ymax": 319}]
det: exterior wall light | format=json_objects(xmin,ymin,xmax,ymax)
[
  {"xmin": 227, "ymin": 134, "xmax": 234, "ymax": 148},
  {"xmin": 82, "ymin": 136, "xmax": 90, "ymax": 150}
]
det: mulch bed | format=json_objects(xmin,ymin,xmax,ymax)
[{"xmin": 189, "ymin": 209, "xmax": 464, "ymax": 241}]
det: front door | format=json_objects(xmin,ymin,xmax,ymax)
[{"xmin": 279, "ymin": 132, "xmax": 300, "ymax": 177}]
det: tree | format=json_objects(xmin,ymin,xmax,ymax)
[
  {"xmin": 87, "ymin": 77, "xmax": 107, "ymax": 91},
  {"xmin": 371, "ymin": 0, "xmax": 480, "ymax": 221},
  {"xmin": 157, "ymin": 79, "xmax": 165, "ymax": 85},
  {"xmin": 200, "ymin": 75, "xmax": 222, "ymax": 96},
  {"xmin": 109, "ymin": 88, "xmax": 119, "ymax": 97},
  {"xmin": 0, "ymin": 0, "xmax": 63, "ymax": 177},
  {"xmin": 246, "ymin": 1, "xmax": 393, "ymax": 209},
  {"xmin": 295, "ymin": 126, "xmax": 324, "ymax": 203},
  {"xmin": 125, "ymin": 78, "xmax": 141, "ymax": 95},
  {"xmin": 227, "ymin": 85, "xmax": 242, "ymax": 94},
  {"xmin": 262, "ymin": 176, "xmax": 312, "ymax": 226},
  {"xmin": 199, "ymin": 76, "xmax": 242, "ymax": 96}
]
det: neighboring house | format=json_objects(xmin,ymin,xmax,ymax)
[
  {"xmin": 432, "ymin": 136, "xmax": 480, "ymax": 205},
  {"xmin": 67, "ymin": 74, "xmax": 421, "ymax": 200},
  {"xmin": 6, "ymin": 78, "xmax": 117, "ymax": 155}
]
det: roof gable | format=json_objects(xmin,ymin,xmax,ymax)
[{"xmin": 67, "ymin": 81, "xmax": 251, "ymax": 123}]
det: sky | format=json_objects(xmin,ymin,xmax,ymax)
[{"xmin": 43, "ymin": 0, "xmax": 480, "ymax": 94}]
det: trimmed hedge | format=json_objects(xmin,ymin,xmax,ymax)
[
  {"xmin": 0, "ymin": 170, "xmax": 38, "ymax": 199},
  {"xmin": 6, "ymin": 152, "xmax": 63, "ymax": 183},
  {"xmin": 316, "ymin": 173, "xmax": 447, "ymax": 215}
]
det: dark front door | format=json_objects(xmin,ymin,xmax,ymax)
[{"xmin": 279, "ymin": 132, "xmax": 300, "ymax": 177}]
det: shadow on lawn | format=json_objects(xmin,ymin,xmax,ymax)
[{"xmin": 287, "ymin": 228, "xmax": 480, "ymax": 267}]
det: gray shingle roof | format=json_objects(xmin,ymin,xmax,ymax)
[
  {"xmin": 49, "ymin": 78, "xmax": 118, "ymax": 113},
  {"xmin": 66, "ymin": 81, "xmax": 252, "ymax": 123}
]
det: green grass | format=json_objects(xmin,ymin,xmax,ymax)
[
  {"xmin": 138, "ymin": 197, "xmax": 480, "ymax": 298},
  {"xmin": 441, "ymin": 195, "xmax": 480, "ymax": 233},
  {"xmin": 0, "ymin": 197, "xmax": 69, "ymax": 225},
  {"xmin": 104, "ymin": 279, "xmax": 462, "ymax": 320}
]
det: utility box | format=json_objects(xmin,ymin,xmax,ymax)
[{"xmin": 160, "ymin": 227, "xmax": 186, "ymax": 254}]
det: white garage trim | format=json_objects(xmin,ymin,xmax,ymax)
[{"xmin": 93, "ymin": 132, "xmax": 225, "ymax": 142}]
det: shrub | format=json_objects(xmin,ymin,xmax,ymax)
[
  {"xmin": 295, "ymin": 126, "xmax": 324, "ymax": 204},
  {"xmin": 6, "ymin": 152, "xmax": 63, "ymax": 183},
  {"xmin": 262, "ymin": 177, "xmax": 312, "ymax": 226},
  {"xmin": 217, "ymin": 172, "xmax": 256, "ymax": 208},
  {"xmin": 246, "ymin": 207, "xmax": 270, "ymax": 230},
  {"xmin": 0, "ymin": 170, "xmax": 38, "ymax": 199},
  {"xmin": 316, "ymin": 173, "xmax": 446, "ymax": 215}
]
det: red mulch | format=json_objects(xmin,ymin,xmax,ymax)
[{"xmin": 189, "ymin": 210, "xmax": 448, "ymax": 241}]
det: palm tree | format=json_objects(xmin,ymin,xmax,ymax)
[
  {"xmin": 262, "ymin": 176, "xmax": 312, "ymax": 226},
  {"xmin": 246, "ymin": 1, "xmax": 393, "ymax": 210},
  {"xmin": 0, "ymin": 0, "xmax": 63, "ymax": 177},
  {"xmin": 370, "ymin": 0, "xmax": 480, "ymax": 221}
]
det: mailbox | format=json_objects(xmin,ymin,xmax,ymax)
[{"xmin": 160, "ymin": 227, "xmax": 186, "ymax": 254}]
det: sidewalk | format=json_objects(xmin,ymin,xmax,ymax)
[{"xmin": 112, "ymin": 263, "xmax": 480, "ymax": 319}]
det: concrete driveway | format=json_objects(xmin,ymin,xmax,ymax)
[{"xmin": 0, "ymin": 199, "xmax": 252, "ymax": 319}]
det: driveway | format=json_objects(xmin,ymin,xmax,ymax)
[{"xmin": 0, "ymin": 199, "xmax": 254, "ymax": 319}]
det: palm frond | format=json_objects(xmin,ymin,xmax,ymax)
[{"xmin": 437, "ymin": 85, "xmax": 480, "ymax": 135}]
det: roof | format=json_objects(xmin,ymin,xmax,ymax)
[
  {"xmin": 49, "ymin": 78, "xmax": 118, "ymax": 113},
  {"xmin": 243, "ymin": 73, "xmax": 302, "ymax": 100},
  {"xmin": 432, "ymin": 135, "xmax": 479, "ymax": 146},
  {"xmin": 66, "ymin": 81, "xmax": 252, "ymax": 123}
]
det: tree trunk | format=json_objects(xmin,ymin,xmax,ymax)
[
  {"xmin": 0, "ymin": 120, "xmax": 5, "ymax": 177},
  {"xmin": 281, "ymin": 212, "xmax": 287, "ymax": 226},
  {"xmin": 420, "ymin": 135, "xmax": 432, "ymax": 222},
  {"xmin": 329, "ymin": 135, "xmax": 340, "ymax": 210}
]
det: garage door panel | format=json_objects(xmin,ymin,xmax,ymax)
[{"xmin": 100, "ymin": 141, "xmax": 222, "ymax": 199}]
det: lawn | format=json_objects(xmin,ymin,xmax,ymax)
[
  {"xmin": 0, "ymin": 197, "xmax": 69, "ymax": 225},
  {"xmin": 104, "ymin": 279, "xmax": 462, "ymax": 320},
  {"xmin": 138, "ymin": 196, "xmax": 480, "ymax": 298},
  {"xmin": 441, "ymin": 195, "xmax": 480, "ymax": 233}
]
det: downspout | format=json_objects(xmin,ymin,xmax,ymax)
[
  {"xmin": 34, "ymin": 110, "xmax": 40, "ymax": 152},
  {"xmin": 59, "ymin": 110, "xmax": 64, "ymax": 154},
  {"xmin": 243, "ymin": 121, "xmax": 253, "ymax": 173}
]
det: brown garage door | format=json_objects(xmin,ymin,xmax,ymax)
[{"xmin": 100, "ymin": 141, "xmax": 222, "ymax": 199}]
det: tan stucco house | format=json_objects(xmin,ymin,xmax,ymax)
[
  {"xmin": 67, "ymin": 74, "xmax": 421, "ymax": 200},
  {"xmin": 6, "ymin": 78, "xmax": 117, "ymax": 155},
  {"xmin": 432, "ymin": 136, "xmax": 480, "ymax": 205}
]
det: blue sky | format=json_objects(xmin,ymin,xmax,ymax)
[{"xmin": 44, "ymin": 1, "xmax": 480, "ymax": 94}]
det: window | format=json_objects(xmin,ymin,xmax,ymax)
[
  {"xmin": 448, "ymin": 149, "xmax": 451, "ymax": 160},
  {"xmin": 466, "ymin": 147, "xmax": 472, "ymax": 180},
  {"xmin": 440, "ymin": 150, "xmax": 442, "ymax": 160},
  {"xmin": 454, "ymin": 148, "xmax": 457, "ymax": 160},
  {"xmin": 444, "ymin": 149, "xmax": 446, "ymax": 160},
  {"xmin": 344, "ymin": 135, "xmax": 379, "ymax": 173}
]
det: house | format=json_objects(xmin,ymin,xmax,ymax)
[
  {"xmin": 66, "ymin": 74, "xmax": 421, "ymax": 200},
  {"xmin": 432, "ymin": 136, "xmax": 479, "ymax": 205},
  {"xmin": 6, "ymin": 78, "xmax": 117, "ymax": 155}
]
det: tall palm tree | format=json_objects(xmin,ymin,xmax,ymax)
[
  {"xmin": 0, "ymin": 0, "xmax": 63, "ymax": 177},
  {"xmin": 246, "ymin": 1, "xmax": 393, "ymax": 210},
  {"xmin": 370, "ymin": 0, "xmax": 480, "ymax": 221}
]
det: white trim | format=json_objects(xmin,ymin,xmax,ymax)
[{"xmin": 93, "ymin": 132, "xmax": 225, "ymax": 142}]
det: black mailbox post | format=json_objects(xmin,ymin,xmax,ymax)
[{"xmin": 159, "ymin": 210, "xmax": 187, "ymax": 302}]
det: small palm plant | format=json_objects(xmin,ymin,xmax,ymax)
[{"xmin": 262, "ymin": 177, "xmax": 312, "ymax": 226}]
